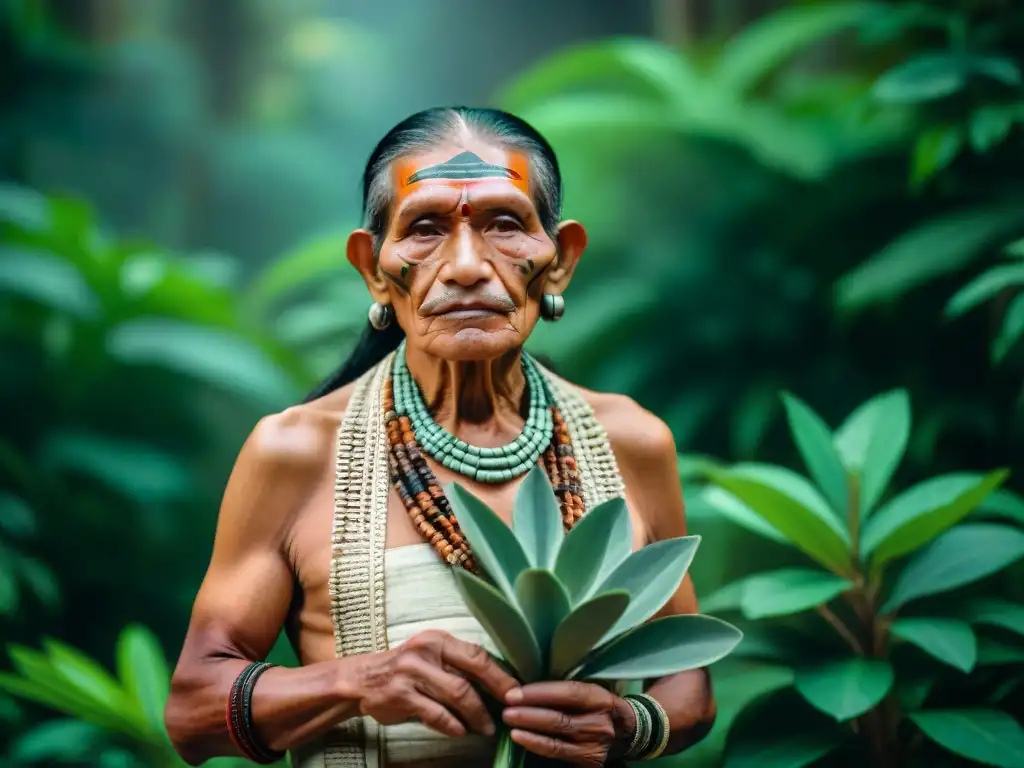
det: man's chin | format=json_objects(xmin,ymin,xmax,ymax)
[{"xmin": 420, "ymin": 328, "xmax": 524, "ymax": 361}]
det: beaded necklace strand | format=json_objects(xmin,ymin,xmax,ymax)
[{"xmin": 383, "ymin": 350, "xmax": 586, "ymax": 570}]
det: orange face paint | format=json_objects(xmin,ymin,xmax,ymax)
[{"xmin": 393, "ymin": 149, "xmax": 531, "ymax": 207}]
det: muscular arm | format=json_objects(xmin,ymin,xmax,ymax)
[
  {"xmin": 600, "ymin": 395, "xmax": 717, "ymax": 756},
  {"xmin": 165, "ymin": 407, "xmax": 365, "ymax": 764}
]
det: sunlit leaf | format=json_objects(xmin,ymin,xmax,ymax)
[
  {"xmin": 707, "ymin": 465, "xmax": 851, "ymax": 574},
  {"xmin": 862, "ymin": 470, "xmax": 1008, "ymax": 569},
  {"xmin": 115, "ymin": 625, "xmax": 170, "ymax": 734},
  {"xmin": 452, "ymin": 569, "xmax": 542, "ymax": 683},
  {"xmin": 795, "ymin": 658, "xmax": 893, "ymax": 721},
  {"xmin": 576, "ymin": 614, "xmax": 742, "ymax": 680},
  {"xmin": 993, "ymin": 293, "xmax": 1024, "ymax": 363},
  {"xmin": 891, "ymin": 618, "xmax": 977, "ymax": 672},
  {"xmin": 946, "ymin": 263, "xmax": 1024, "ymax": 319},
  {"xmin": 41, "ymin": 640, "xmax": 133, "ymax": 717},
  {"xmin": 882, "ymin": 524, "xmax": 1024, "ymax": 613},
  {"xmin": 836, "ymin": 204, "xmax": 1024, "ymax": 311},
  {"xmin": 549, "ymin": 591, "xmax": 629, "ymax": 678},
  {"xmin": 511, "ymin": 466, "xmax": 563, "ymax": 569},
  {"xmin": 554, "ymin": 497, "xmax": 632, "ymax": 603},
  {"xmin": 699, "ymin": 485, "xmax": 788, "ymax": 544},
  {"xmin": 0, "ymin": 246, "xmax": 100, "ymax": 319},
  {"xmin": 446, "ymin": 482, "xmax": 529, "ymax": 600},
  {"xmin": 910, "ymin": 710, "xmax": 1024, "ymax": 768}
]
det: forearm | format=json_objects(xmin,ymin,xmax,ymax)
[
  {"xmin": 166, "ymin": 655, "xmax": 367, "ymax": 765},
  {"xmin": 643, "ymin": 668, "xmax": 716, "ymax": 756}
]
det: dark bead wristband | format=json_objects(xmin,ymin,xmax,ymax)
[{"xmin": 226, "ymin": 661, "xmax": 286, "ymax": 764}]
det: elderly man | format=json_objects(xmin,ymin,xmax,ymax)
[{"xmin": 165, "ymin": 107, "xmax": 715, "ymax": 767}]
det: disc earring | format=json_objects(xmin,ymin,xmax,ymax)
[
  {"xmin": 540, "ymin": 293, "xmax": 565, "ymax": 322},
  {"xmin": 368, "ymin": 302, "xmax": 394, "ymax": 330}
]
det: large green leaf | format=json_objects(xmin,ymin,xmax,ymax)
[
  {"xmin": 447, "ymin": 483, "xmax": 530, "ymax": 601},
  {"xmin": 910, "ymin": 710, "xmax": 1024, "ymax": 768},
  {"xmin": 499, "ymin": 37, "xmax": 706, "ymax": 114},
  {"xmin": 714, "ymin": 1, "xmax": 881, "ymax": 96},
  {"xmin": 549, "ymin": 590, "xmax": 630, "ymax": 678},
  {"xmin": 511, "ymin": 465, "xmax": 563, "ymax": 569},
  {"xmin": 891, "ymin": 618, "xmax": 977, "ymax": 673},
  {"xmin": 836, "ymin": 204, "xmax": 1024, "ymax": 311},
  {"xmin": 452, "ymin": 569, "xmax": 542, "ymax": 683},
  {"xmin": 975, "ymin": 488, "xmax": 1024, "ymax": 525},
  {"xmin": 882, "ymin": 524, "xmax": 1024, "ymax": 613},
  {"xmin": 553, "ymin": 497, "xmax": 632, "ymax": 603},
  {"xmin": 698, "ymin": 485, "xmax": 787, "ymax": 544},
  {"xmin": 945, "ymin": 263, "xmax": 1024, "ymax": 319},
  {"xmin": 873, "ymin": 54, "xmax": 1022, "ymax": 104},
  {"xmin": 595, "ymin": 536, "xmax": 701, "ymax": 643},
  {"xmin": 794, "ymin": 658, "xmax": 893, "ymax": 721},
  {"xmin": 993, "ymin": 292, "xmax": 1024, "ymax": 363},
  {"xmin": 780, "ymin": 393, "xmax": 848, "ymax": 521},
  {"xmin": 575, "ymin": 614, "xmax": 742, "ymax": 680},
  {"xmin": 862, "ymin": 470, "xmax": 1009, "ymax": 569},
  {"xmin": 707, "ymin": 465, "xmax": 851, "ymax": 575},
  {"xmin": 833, "ymin": 389, "xmax": 910, "ymax": 518},
  {"xmin": 107, "ymin": 319, "xmax": 300, "ymax": 405},
  {"xmin": 513, "ymin": 569, "xmax": 570, "ymax": 660},
  {"xmin": 736, "ymin": 569, "xmax": 852, "ymax": 620},
  {"xmin": 0, "ymin": 246, "xmax": 100, "ymax": 319},
  {"xmin": 41, "ymin": 640, "xmax": 132, "ymax": 716},
  {"xmin": 964, "ymin": 599, "xmax": 1024, "ymax": 638},
  {"xmin": 115, "ymin": 625, "xmax": 170, "ymax": 734}
]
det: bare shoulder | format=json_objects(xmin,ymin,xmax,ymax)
[{"xmin": 575, "ymin": 386, "xmax": 677, "ymax": 466}]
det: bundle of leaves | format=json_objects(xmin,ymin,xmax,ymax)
[{"xmin": 446, "ymin": 467, "xmax": 743, "ymax": 767}]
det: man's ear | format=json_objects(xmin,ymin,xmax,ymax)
[
  {"xmin": 347, "ymin": 229, "xmax": 389, "ymax": 303},
  {"xmin": 544, "ymin": 220, "xmax": 587, "ymax": 293}
]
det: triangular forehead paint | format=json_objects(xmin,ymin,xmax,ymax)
[{"xmin": 393, "ymin": 150, "xmax": 531, "ymax": 204}]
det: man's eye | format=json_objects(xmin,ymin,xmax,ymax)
[
  {"xmin": 410, "ymin": 221, "xmax": 443, "ymax": 237},
  {"xmin": 490, "ymin": 216, "xmax": 523, "ymax": 234}
]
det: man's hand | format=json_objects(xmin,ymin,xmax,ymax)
[{"xmin": 502, "ymin": 681, "xmax": 636, "ymax": 766}]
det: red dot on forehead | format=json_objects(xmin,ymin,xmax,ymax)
[{"xmin": 461, "ymin": 203, "xmax": 472, "ymax": 217}]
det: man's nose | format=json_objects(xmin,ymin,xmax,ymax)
[{"xmin": 440, "ymin": 224, "xmax": 492, "ymax": 287}]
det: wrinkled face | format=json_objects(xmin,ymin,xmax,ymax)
[{"xmin": 348, "ymin": 138, "xmax": 585, "ymax": 361}]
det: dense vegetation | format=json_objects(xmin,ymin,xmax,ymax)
[{"xmin": 1, "ymin": 1, "xmax": 1022, "ymax": 766}]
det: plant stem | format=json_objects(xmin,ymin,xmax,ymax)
[{"xmin": 816, "ymin": 605, "xmax": 864, "ymax": 655}]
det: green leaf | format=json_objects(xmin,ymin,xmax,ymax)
[
  {"xmin": 891, "ymin": 618, "xmax": 977, "ymax": 672},
  {"xmin": 595, "ymin": 536, "xmax": 701, "ymax": 643},
  {"xmin": 41, "ymin": 640, "xmax": 133, "ymax": 716},
  {"xmin": 978, "ymin": 637, "xmax": 1024, "ymax": 666},
  {"xmin": 862, "ymin": 470, "xmax": 1009, "ymax": 569},
  {"xmin": 873, "ymin": 54, "xmax": 1022, "ymax": 104},
  {"xmin": 554, "ymin": 497, "xmax": 632, "ymax": 604},
  {"xmin": 511, "ymin": 465, "xmax": 563, "ymax": 569},
  {"xmin": 452, "ymin": 569, "xmax": 542, "ymax": 683},
  {"xmin": 946, "ymin": 263, "xmax": 1024, "ymax": 319},
  {"xmin": 0, "ymin": 493, "xmax": 36, "ymax": 539},
  {"xmin": 108, "ymin": 319, "xmax": 300, "ymax": 406},
  {"xmin": 993, "ymin": 293, "xmax": 1024, "ymax": 363},
  {"xmin": 499, "ymin": 37, "xmax": 706, "ymax": 114},
  {"xmin": 834, "ymin": 389, "xmax": 910, "ymax": 518},
  {"xmin": 795, "ymin": 658, "xmax": 893, "ymax": 721},
  {"xmin": 513, "ymin": 569, "xmax": 570, "ymax": 660},
  {"xmin": 911, "ymin": 124, "xmax": 964, "ymax": 188},
  {"xmin": 882, "ymin": 523, "xmax": 1024, "ymax": 613},
  {"xmin": 247, "ymin": 230, "xmax": 352, "ymax": 310},
  {"xmin": 576, "ymin": 614, "xmax": 742, "ymax": 680},
  {"xmin": 116, "ymin": 624, "xmax": 170, "ymax": 734},
  {"xmin": 0, "ymin": 246, "xmax": 100, "ymax": 319},
  {"xmin": 698, "ymin": 485, "xmax": 788, "ymax": 544},
  {"xmin": 549, "ymin": 590, "xmax": 630, "ymax": 678},
  {"xmin": 737, "ymin": 569, "xmax": 853, "ymax": 620},
  {"xmin": 780, "ymin": 392, "xmax": 849, "ymax": 520},
  {"xmin": 970, "ymin": 107, "xmax": 1015, "ymax": 154},
  {"xmin": 724, "ymin": 727, "xmax": 841, "ymax": 768},
  {"xmin": 975, "ymin": 488, "xmax": 1024, "ymax": 525},
  {"xmin": 41, "ymin": 432, "xmax": 192, "ymax": 504},
  {"xmin": 910, "ymin": 710, "xmax": 1024, "ymax": 768},
  {"xmin": 714, "ymin": 2, "xmax": 880, "ymax": 96},
  {"xmin": 446, "ymin": 482, "xmax": 530, "ymax": 600},
  {"xmin": 700, "ymin": 579, "xmax": 747, "ymax": 615},
  {"xmin": 8, "ymin": 719, "xmax": 104, "ymax": 762},
  {"xmin": 965, "ymin": 599, "xmax": 1024, "ymax": 638},
  {"xmin": 707, "ymin": 465, "xmax": 851, "ymax": 575},
  {"xmin": 836, "ymin": 205, "xmax": 1024, "ymax": 311}
]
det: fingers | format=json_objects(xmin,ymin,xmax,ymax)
[
  {"xmin": 503, "ymin": 707, "xmax": 614, "ymax": 742},
  {"xmin": 510, "ymin": 729, "xmax": 606, "ymax": 766},
  {"xmin": 507, "ymin": 680, "xmax": 614, "ymax": 712},
  {"xmin": 406, "ymin": 693, "xmax": 467, "ymax": 739},
  {"xmin": 438, "ymin": 634, "xmax": 520, "ymax": 702},
  {"xmin": 405, "ymin": 655, "xmax": 495, "ymax": 736}
]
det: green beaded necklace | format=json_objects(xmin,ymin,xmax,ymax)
[{"xmin": 391, "ymin": 342, "xmax": 554, "ymax": 484}]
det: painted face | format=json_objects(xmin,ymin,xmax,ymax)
[{"xmin": 376, "ymin": 142, "xmax": 558, "ymax": 359}]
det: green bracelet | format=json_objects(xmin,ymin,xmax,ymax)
[{"xmin": 627, "ymin": 693, "xmax": 671, "ymax": 761}]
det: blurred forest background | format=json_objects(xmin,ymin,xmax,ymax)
[{"xmin": 2, "ymin": 0, "xmax": 1024, "ymax": 766}]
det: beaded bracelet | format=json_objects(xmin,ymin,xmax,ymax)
[
  {"xmin": 628, "ymin": 693, "xmax": 671, "ymax": 761},
  {"xmin": 623, "ymin": 696, "xmax": 652, "ymax": 760},
  {"xmin": 226, "ymin": 661, "xmax": 286, "ymax": 764}
]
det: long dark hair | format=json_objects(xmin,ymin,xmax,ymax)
[{"xmin": 302, "ymin": 106, "xmax": 564, "ymax": 403}]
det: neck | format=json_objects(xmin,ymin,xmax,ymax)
[{"xmin": 403, "ymin": 344, "xmax": 528, "ymax": 442}]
